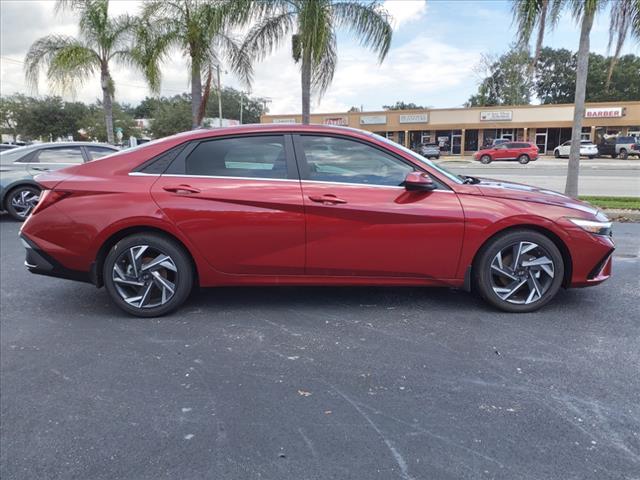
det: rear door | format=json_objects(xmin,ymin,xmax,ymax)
[
  {"xmin": 293, "ymin": 134, "xmax": 464, "ymax": 279},
  {"xmin": 151, "ymin": 134, "xmax": 306, "ymax": 275},
  {"xmin": 28, "ymin": 145, "xmax": 86, "ymax": 176}
]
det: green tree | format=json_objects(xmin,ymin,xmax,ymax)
[
  {"xmin": 149, "ymin": 94, "xmax": 193, "ymax": 138},
  {"xmin": 24, "ymin": 0, "xmax": 155, "ymax": 144},
  {"xmin": 141, "ymin": 0, "xmax": 254, "ymax": 129},
  {"xmin": 243, "ymin": 0, "xmax": 393, "ymax": 124},
  {"xmin": 512, "ymin": 0, "xmax": 640, "ymax": 197},
  {"xmin": 0, "ymin": 95, "xmax": 29, "ymax": 142},
  {"xmin": 533, "ymin": 47, "xmax": 577, "ymax": 103},
  {"xmin": 81, "ymin": 102, "xmax": 138, "ymax": 142},
  {"xmin": 466, "ymin": 48, "xmax": 532, "ymax": 107},
  {"xmin": 606, "ymin": 0, "xmax": 639, "ymax": 90},
  {"xmin": 512, "ymin": 0, "xmax": 563, "ymax": 72},
  {"xmin": 382, "ymin": 101, "xmax": 425, "ymax": 110},
  {"xmin": 204, "ymin": 87, "xmax": 267, "ymax": 124}
]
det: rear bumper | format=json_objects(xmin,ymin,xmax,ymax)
[{"xmin": 20, "ymin": 233, "xmax": 92, "ymax": 284}]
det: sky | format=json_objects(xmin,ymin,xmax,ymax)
[{"xmin": 0, "ymin": 0, "xmax": 637, "ymax": 115}]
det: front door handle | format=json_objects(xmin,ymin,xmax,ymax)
[
  {"xmin": 308, "ymin": 194, "xmax": 347, "ymax": 205},
  {"xmin": 32, "ymin": 167, "xmax": 50, "ymax": 171},
  {"xmin": 163, "ymin": 184, "xmax": 201, "ymax": 194}
]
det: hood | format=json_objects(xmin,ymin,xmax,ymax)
[{"xmin": 475, "ymin": 177, "xmax": 599, "ymax": 215}]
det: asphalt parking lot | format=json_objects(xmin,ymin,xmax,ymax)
[{"xmin": 1, "ymin": 215, "xmax": 639, "ymax": 480}]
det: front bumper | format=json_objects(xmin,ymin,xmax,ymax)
[{"xmin": 20, "ymin": 234, "xmax": 91, "ymax": 284}]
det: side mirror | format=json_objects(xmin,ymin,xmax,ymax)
[{"xmin": 404, "ymin": 171, "xmax": 436, "ymax": 191}]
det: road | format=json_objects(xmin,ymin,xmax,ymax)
[
  {"xmin": 437, "ymin": 157, "xmax": 640, "ymax": 196},
  {"xmin": 1, "ymin": 216, "xmax": 639, "ymax": 480}
]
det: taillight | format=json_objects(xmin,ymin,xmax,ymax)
[{"xmin": 31, "ymin": 189, "xmax": 71, "ymax": 215}]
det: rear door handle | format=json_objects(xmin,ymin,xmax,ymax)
[
  {"xmin": 163, "ymin": 184, "xmax": 201, "ymax": 194},
  {"xmin": 308, "ymin": 194, "xmax": 347, "ymax": 205},
  {"xmin": 32, "ymin": 167, "xmax": 50, "ymax": 171}
]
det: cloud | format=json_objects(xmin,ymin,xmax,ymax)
[{"xmin": 383, "ymin": 0, "xmax": 428, "ymax": 29}]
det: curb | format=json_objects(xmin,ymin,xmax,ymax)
[{"xmin": 603, "ymin": 209, "xmax": 640, "ymax": 222}]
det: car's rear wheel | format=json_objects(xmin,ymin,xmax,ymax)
[
  {"xmin": 518, "ymin": 154, "xmax": 530, "ymax": 164},
  {"xmin": 480, "ymin": 154, "xmax": 492, "ymax": 164},
  {"xmin": 474, "ymin": 230, "xmax": 564, "ymax": 313},
  {"xmin": 5, "ymin": 185, "xmax": 40, "ymax": 221},
  {"xmin": 619, "ymin": 149, "xmax": 628, "ymax": 159},
  {"xmin": 588, "ymin": 155, "xmax": 595, "ymax": 159},
  {"xmin": 103, "ymin": 233, "xmax": 193, "ymax": 317}
]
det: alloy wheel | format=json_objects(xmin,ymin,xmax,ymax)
[
  {"xmin": 490, "ymin": 241, "xmax": 555, "ymax": 305},
  {"xmin": 10, "ymin": 189, "xmax": 40, "ymax": 218},
  {"xmin": 112, "ymin": 245, "xmax": 178, "ymax": 309}
]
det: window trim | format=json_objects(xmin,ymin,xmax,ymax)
[
  {"xmin": 163, "ymin": 133, "xmax": 298, "ymax": 180},
  {"xmin": 291, "ymin": 133, "xmax": 447, "ymax": 190},
  {"xmin": 33, "ymin": 145, "xmax": 87, "ymax": 164}
]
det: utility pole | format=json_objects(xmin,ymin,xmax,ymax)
[
  {"xmin": 216, "ymin": 64, "xmax": 222, "ymax": 127},
  {"xmin": 239, "ymin": 91, "xmax": 244, "ymax": 124}
]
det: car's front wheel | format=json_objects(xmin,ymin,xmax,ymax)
[
  {"xmin": 554, "ymin": 149, "xmax": 560, "ymax": 158},
  {"xmin": 103, "ymin": 233, "xmax": 194, "ymax": 317},
  {"xmin": 474, "ymin": 230, "xmax": 564, "ymax": 313},
  {"xmin": 480, "ymin": 154, "xmax": 492, "ymax": 164},
  {"xmin": 5, "ymin": 185, "xmax": 40, "ymax": 221}
]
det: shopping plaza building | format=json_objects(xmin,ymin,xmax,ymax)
[{"xmin": 261, "ymin": 101, "xmax": 640, "ymax": 155}]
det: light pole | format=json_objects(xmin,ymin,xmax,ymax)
[{"xmin": 216, "ymin": 64, "xmax": 223, "ymax": 127}]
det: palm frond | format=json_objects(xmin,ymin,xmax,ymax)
[
  {"xmin": 331, "ymin": 1, "xmax": 392, "ymax": 62},
  {"xmin": 213, "ymin": 33, "xmax": 254, "ymax": 87},
  {"xmin": 24, "ymin": 34, "xmax": 99, "ymax": 94},
  {"xmin": 311, "ymin": 31, "xmax": 337, "ymax": 97},
  {"xmin": 242, "ymin": 9, "xmax": 296, "ymax": 61}
]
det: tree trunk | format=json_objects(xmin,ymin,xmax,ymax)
[
  {"xmin": 197, "ymin": 66, "xmax": 212, "ymax": 127},
  {"xmin": 301, "ymin": 50, "xmax": 311, "ymax": 125},
  {"xmin": 191, "ymin": 59, "xmax": 202, "ymax": 129},
  {"xmin": 529, "ymin": 0, "xmax": 548, "ymax": 74},
  {"xmin": 101, "ymin": 68, "xmax": 115, "ymax": 145},
  {"xmin": 564, "ymin": 9, "xmax": 594, "ymax": 198}
]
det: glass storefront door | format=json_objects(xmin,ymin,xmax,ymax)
[
  {"xmin": 535, "ymin": 131, "xmax": 547, "ymax": 153},
  {"xmin": 451, "ymin": 134, "xmax": 462, "ymax": 155}
]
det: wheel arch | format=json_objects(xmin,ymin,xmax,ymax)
[
  {"xmin": 468, "ymin": 223, "xmax": 573, "ymax": 289},
  {"xmin": 92, "ymin": 225, "xmax": 200, "ymax": 288},
  {"xmin": 1, "ymin": 180, "xmax": 41, "ymax": 209}
]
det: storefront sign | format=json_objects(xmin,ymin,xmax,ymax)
[
  {"xmin": 360, "ymin": 115, "xmax": 387, "ymax": 125},
  {"xmin": 399, "ymin": 113, "xmax": 428, "ymax": 123},
  {"xmin": 480, "ymin": 110, "xmax": 513, "ymax": 121},
  {"xmin": 272, "ymin": 118, "xmax": 297, "ymax": 123},
  {"xmin": 585, "ymin": 107, "xmax": 625, "ymax": 118},
  {"xmin": 323, "ymin": 116, "xmax": 348, "ymax": 126}
]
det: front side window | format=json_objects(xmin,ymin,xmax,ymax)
[
  {"xmin": 36, "ymin": 147, "xmax": 85, "ymax": 164},
  {"xmin": 182, "ymin": 136, "xmax": 288, "ymax": 179},
  {"xmin": 300, "ymin": 136, "xmax": 413, "ymax": 186}
]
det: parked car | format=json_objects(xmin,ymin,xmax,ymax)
[
  {"xmin": 21, "ymin": 125, "xmax": 613, "ymax": 317},
  {"xmin": 474, "ymin": 142, "xmax": 539, "ymax": 164},
  {"xmin": 554, "ymin": 140, "xmax": 599, "ymax": 159},
  {"xmin": 597, "ymin": 136, "xmax": 640, "ymax": 159},
  {"xmin": 0, "ymin": 142, "xmax": 118, "ymax": 220},
  {"xmin": 418, "ymin": 143, "xmax": 440, "ymax": 159},
  {"xmin": 0, "ymin": 144, "xmax": 19, "ymax": 152}
]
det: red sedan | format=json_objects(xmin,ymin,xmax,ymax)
[
  {"xmin": 20, "ymin": 125, "xmax": 613, "ymax": 317},
  {"xmin": 474, "ymin": 142, "xmax": 539, "ymax": 164}
]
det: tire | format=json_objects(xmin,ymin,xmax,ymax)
[
  {"xmin": 103, "ymin": 233, "xmax": 194, "ymax": 317},
  {"xmin": 588, "ymin": 156, "xmax": 595, "ymax": 159},
  {"xmin": 612, "ymin": 153, "xmax": 618, "ymax": 159},
  {"xmin": 473, "ymin": 229, "xmax": 564, "ymax": 313},
  {"xmin": 5, "ymin": 185, "xmax": 41, "ymax": 221},
  {"xmin": 554, "ymin": 149, "xmax": 560, "ymax": 158},
  {"xmin": 480, "ymin": 154, "xmax": 492, "ymax": 164},
  {"xmin": 619, "ymin": 149, "xmax": 628, "ymax": 159},
  {"xmin": 518, "ymin": 154, "xmax": 530, "ymax": 164}
]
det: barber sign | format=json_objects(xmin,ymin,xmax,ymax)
[{"xmin": 585, "ymin": 107, "xmax": 624, "ymax": 118}]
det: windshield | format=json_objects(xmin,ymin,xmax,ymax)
[{"xmin": 371, "ymin": 133, "xmax": 463, "ymax": 184}]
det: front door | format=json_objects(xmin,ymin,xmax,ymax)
[
  {"xmin": 151, "ymin": 134, "xmax": 306, "ymax": 275},
  {"xmin": 535, "ymin": 132, "xmax": 547, "ymax": 154},
  {"xmin": 492, "ymin": 143, "xmax": 511, "ymax": 160},
  {"xmin": 293, "ymin": 134, "xmax": 464, "ymax": 279},
  {"xmin": 451, "ymin": 134, "xmax": 462, "ymax": 155}
]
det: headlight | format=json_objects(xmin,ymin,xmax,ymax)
[{"xmin": 568, "ymin": 218, "xmax": 612, "ymax": 236}]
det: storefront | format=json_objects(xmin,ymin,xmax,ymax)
[{"xmin": 262, "ymin": 101, "xmax": 640, "ymax": 156}]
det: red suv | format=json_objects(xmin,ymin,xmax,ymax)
[
  {"xmin": 474, "ymin": 142, "xmax": 539, "ymax": 164},
  {"xmin": 20, "ymin": 125, "xmax": 613, "ymax": 317}
]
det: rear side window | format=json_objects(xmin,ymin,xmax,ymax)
[
  {"xmin": 86, "ymin": 146, "xmax": 117, "ymax": 160},
  {"xmin": 36, "ymin": 147, "xmax": 84, "ymax": 164},
  {"xmin": 618, "ymin": 136, "xmax": 634, "ymax": 143},
  {"xmin": 178, "ymin": 136, "xmax": 288, "ymax": 179}
]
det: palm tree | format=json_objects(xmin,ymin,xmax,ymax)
[
  {"xmin": 141, "ymin": 0, "xmax": 254, "ymax": 129},
  {"xmin": 512, "ymin": 0, "xmax": 563, "ymax": 73},
  {"xmin": 512, "ymin": 0, "xmax": 639, "ymax": 197},
  {"xmin": 243, "ymin": 0, "xmax": 393, "ymax": 124},
  {"xmin": 24, "ymin": 0, "xmax": 155, "ymax": 144},
  {"xmin": 605, "ymin": 0, "xmax": 639, "ymax": 90}
]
